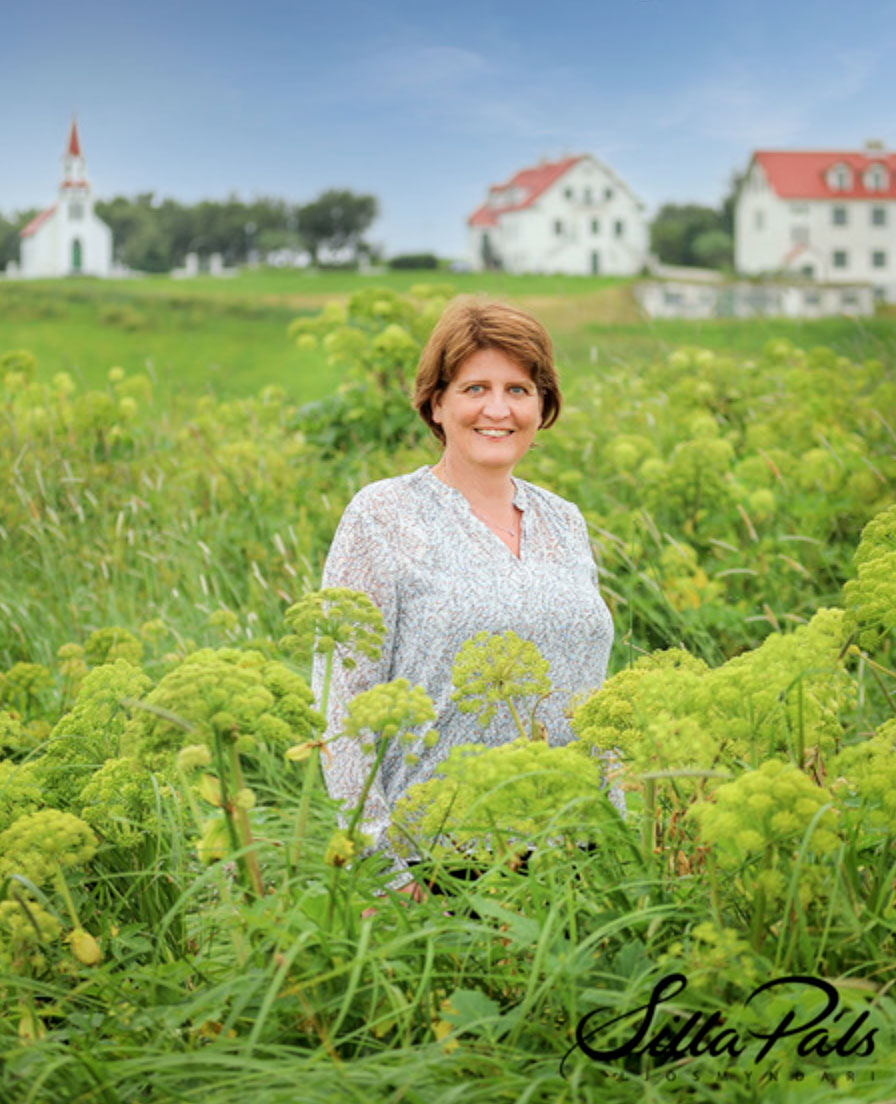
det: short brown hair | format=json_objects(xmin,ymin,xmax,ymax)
[{"xmin": 413, "ymin": 298, "xmax": 562, "ymax": 444}]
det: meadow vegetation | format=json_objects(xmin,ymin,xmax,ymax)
[{"xmin": 0, "ymin": 274, "xmax": 894, "ymax": 1102}]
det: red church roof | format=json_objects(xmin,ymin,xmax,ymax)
[
  {"xmin": 20, "ymin": 205, "xmax": 58, "ymax": 238},
  {"xmin": 753, "ymin": 150, "xmax": 896, "ymax": 199},
  {"xmin": 468, "ymin": 155, "xmax": 584, "ymax": 227},
  {"xmin": 67, "ymin": 121, "xmax": 82, "ymax": 158}
]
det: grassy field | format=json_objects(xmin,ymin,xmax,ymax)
[
  {"xmin": 2, "ymin": 270, "xmax": 895, "ymax": 403},
  {"xmin": 0, "ymin": 276, "xmax": 894, "ymax": 1102}
]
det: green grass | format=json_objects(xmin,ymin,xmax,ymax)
[{"xmin": 3, "ymin": 273, "xmax": 894, "ymax": 405}]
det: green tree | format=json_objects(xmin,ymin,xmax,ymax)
[
  {"xmin": 691, "ymin": 228, "xmax": 733, "ymax": 269},
  {"xmin": 0, "ymin": 209, "xmax": 39, "ymax": 270},
  {"xmin": 298, "ymin": 189, "xmax": 378, "ymax": 265},
  {"xmin": 650, "ymin": 204, "xmax": 725, "ymax": 268}
]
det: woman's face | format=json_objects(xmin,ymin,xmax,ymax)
[{"xmin": 432, "ymin": 347, "xmax": 542, "ymax": 474}]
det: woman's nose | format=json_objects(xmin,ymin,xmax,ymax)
[{"xmin": 482, "ymin": 389, "xmax": 510, "ymax": 417}]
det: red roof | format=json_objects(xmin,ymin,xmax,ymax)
[
  {"xmin": 67, "ymin": 120, "xmax": 81, "ymax": 158},
  {"xmin": 754, "ymin": 150, "xmax": 896, "ymax": 199},
  {"xmin": 468, "ymin": 155, "xmax": 584, "ymax": 227},
  {"xmin": 20, "ymin": 205, "xmax": 57, "ymax": 238}
]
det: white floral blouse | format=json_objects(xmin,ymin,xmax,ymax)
[{"xmin": 312, "ymin": 465, "xmax": 615, "ymax": 871}]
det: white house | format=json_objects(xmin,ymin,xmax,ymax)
[
  {"xmin": 735, "ymin": 145, "xmax": 896, "ymax": 298},
  {"xmin": 467, "ymin": 155, "xmax": 648, "ymax": 276},
  {"xmin": 19, "ymin": 122, "xmax": 113, "ymax": 278}
]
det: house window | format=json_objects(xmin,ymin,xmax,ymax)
[
  {"xmin": 754, "ymin": 210, "xmax": 765, "ymax": 230},
  {"xmin": 591, "ymin": 218, "xmax": 600, "ymax": 234},
  {"xmin": 832, "ymin": 250, "xmax": 848, "ymax": 269},
  {"xmin": 614, "ymin": 219, "xmax": 624, "ymax": 238},
  {"xmin": 832, "ymin": 206, "xmax": 848, "ymax": 226},
  {"xmin": 604, "ymin": 186, "xmax": 613, "ymax": 200},
  {"xmin": 554, "ymin": 219, "xmax": 564, "ymax": 236},
  {"xmin": 872, "ymin": 250, "xmax": 887, "ymax": 268},
  {"xmin": 871, "ymin": 206, "xmax": 887, "ymax": 226},
  {"xmin": 564, "ymin": 187, "xmax": 573, "ymax": 200},
  {"xmin": 791, "ymin": 225, "xmax": 809, "ymax": 245},
  {"xmin": 864, "ymin": 163, "xmax": 888, "ymax": 191},
  {"xmin": 827, "ymin": 164, "xmax": 852, "ymax": 190}
]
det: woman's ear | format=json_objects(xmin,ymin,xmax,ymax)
[{"xmin": 431, "ymin": 391, "xmax": 443, "ymax": 424}]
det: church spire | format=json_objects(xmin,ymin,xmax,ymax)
[
  {"xmin": 67, "ymin": 120, "xmax": 82, "ymax": 158},
  {"xmin": 61, "ymin": 118, "xmax": 87, "ymax": 191}
]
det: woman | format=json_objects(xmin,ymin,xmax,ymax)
[{"xmin": 313, "ymin": 298, "xmax": 614, "ymax": 894}]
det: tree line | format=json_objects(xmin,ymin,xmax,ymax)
[
  {"xmin": 1, "ymin": 180, "xmax": 742, "ymax": 273},
  {"xmin": 0, "ymin": 190, "xmax": 378, "ymax": 273}
]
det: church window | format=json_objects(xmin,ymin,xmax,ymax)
[{"xmin": 70, "ymin": 202, "xmax": 83, "ymax": 220}]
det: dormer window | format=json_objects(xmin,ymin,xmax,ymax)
[
  {"xmin": 827, "ymin": 163, "xmax": 852, "ymax": 190},
  {"xmin": 864, "ymin": 163, "xmax": 888, "ymax": 191}
]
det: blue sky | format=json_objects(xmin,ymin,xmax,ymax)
[{"xmin": 2, "ymin": 0, "xmax": 894, "ymax": 256}]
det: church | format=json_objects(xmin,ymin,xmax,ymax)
[{"xmin": 18, "ymin": 122, "xmax": 113, "ymax": 278}]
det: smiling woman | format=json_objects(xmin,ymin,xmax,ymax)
[{"xmin": 311, "ymin": 298, "xmax": 614, "ymax": 899}]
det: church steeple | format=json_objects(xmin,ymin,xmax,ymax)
[{"xmin": 61, "ymin": 119, "xmax": 88, "ymax": 191}]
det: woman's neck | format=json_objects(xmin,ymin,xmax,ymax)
[{"xmin": 430, "ymin": 455, "xmax": 516, "ymax": 511}]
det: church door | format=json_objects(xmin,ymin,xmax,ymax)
[{"xmin": 71, "ymin": 239, "xmax": 83, "ymax": 273}]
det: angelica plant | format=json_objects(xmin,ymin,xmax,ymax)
[
  {"xmin": 0, "ymin": 809, "xmax": 103, "ymax": 964},
  {"xmin": 0, "ymin": 759, "xmax": 42, "ymax": 833},
  {"xmin": 0, "ymin": 662, "xmax": 53, "ymax": 718},
  {"xmin": 830, "ymin": 718, "xmax": 896, "ymax": 831},
  {"xmin": 843, "ymin": 502, "xmax": 896, "ymax": 652},
  {"xmin": 83, "ymin": 626, "xmax": 144, "ymax": 667},
  {"xmin": 35, "ymin": 659, "xmax": 152, "ymax": 810},
  {"xmin": 122, "ymin": 647, "xmax": 321, "ymax": 898},
  {"xmin": 339, "ymin": 678, "xmax": 436, "ymax": 845},
  {"xmin": 391, "ymin": 737, "xmax": 614, "ymax": 861},
  {"xmin": 281, "ymin": 587, "xmax": 385, "ymax": 865},
  {"xmin": 0, "ymin": 896, "xmax": 62, "ymax": 975},
  {"xmin": 690, "ymin": 759, "xmax": 840, "ymax": 948},
  {"xmin": 79, "ymin": 756, "xmax": 160, "ymax": 848},
  {"xmin": 450, "ymin": 630, "xmax": 552, "ymax": 740}
]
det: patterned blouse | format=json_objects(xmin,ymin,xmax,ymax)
[{"xmin": 312, "ymin": 465, "xmax": 615, "ymax": 871}]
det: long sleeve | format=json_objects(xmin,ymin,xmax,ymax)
[
  {"xmin": 311, "ymin": 494, "xmax": 406, "ymax": 867},
  {"xmin": 309, "ymin": 467, "xmax": 617, "ymax": 866}
]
